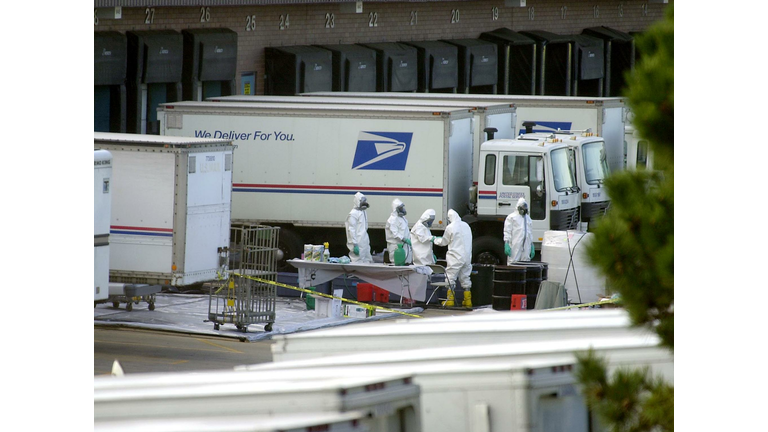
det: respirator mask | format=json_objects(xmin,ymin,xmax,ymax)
[
  {"xmin": 517, "ymin": 202, "xmax": 529, "ymax": 216},
  {"xmin": 396, "ymin": 204, "xmax": 407, "ymax": 217},
  {"xmin": 358, "ymin": 197, "xmax": 369, "ymax": 210}
]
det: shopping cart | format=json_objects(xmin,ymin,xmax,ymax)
[{"xmin": 207, "ymin": 224, "xmax": 280, "ymax": 333}]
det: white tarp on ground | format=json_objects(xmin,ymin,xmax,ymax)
[
  {"xmin": 289, "ymin": 259, "xmax": 432, "ymax": 301},
  {"xmin": 94, "ymin": 294, "xmax": 423, "ymax": 342}
]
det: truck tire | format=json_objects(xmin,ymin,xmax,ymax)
[
  {"xmin": 277, "ymin": 228, "xmax": 303, "ymax": 272},
  {"xmin": 473, "ymin": 236, "xmax": 505, "ymax": 266}
]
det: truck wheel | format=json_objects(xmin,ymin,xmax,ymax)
[
  {"xmin": 277, "ymin": 228, "xmax": 303, "ymax": 272},
  {"xmin": 126, "ymin": 302, "xmax": 133, "ymax": 312},
  {"xmin": 473, "ymin": 236, "xmax": 505, "ymax": 265}
]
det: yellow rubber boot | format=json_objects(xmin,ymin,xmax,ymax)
[
  {"xmin": 462, "ymin": 290, "xmax": 472, "ymax": 308},
  {"xmin": 443, "ymin": 289, "xmax": 455, "ymax": 307}
]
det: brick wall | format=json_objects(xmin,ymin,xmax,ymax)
[{"xmin": 95, "ymin": 0, "xmax": 668, "ymax": 95}]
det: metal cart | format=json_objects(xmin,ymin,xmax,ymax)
[
  {"xmin": 107, "ymin": 284, "xmax": 161, "ymax": 311},
  {"xmin": 208, "ymin": 224, "xmax": 279, "ymax": 332}
]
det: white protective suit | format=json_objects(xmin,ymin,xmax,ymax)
[
  {"xmin": 410, "ymin": 209, "xmax": 436, "ymax": 266},
  {"xmin": 503, "ymin": 197, "xmax": 533, "ymax": 264},
  {"xmin": 345, "ymin": 192, "xmax": 373, "ymax": 263},
  {"xmin": 385, "ymin": 198, "xmax": 412, "ymax": 264},
  {"xmin": 434, "ymin": 209, "xmax": 473, "ymax": 289}
]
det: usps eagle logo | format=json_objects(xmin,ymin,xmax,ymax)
[{"xmin": 351, "ymin": 131, "xmax": 413, "ymax": 171}]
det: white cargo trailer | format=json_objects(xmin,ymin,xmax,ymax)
[
  {"xmin": 305, "ymin": 92, "xmax": 626, "ymax": 172},
  {"xmin": 158, "ymin": 101, "xmax": 579, "ymax": 267},
  {"xmin": 98, "ymin": 356, "xmax": 588, "ymax": 432},
  {"xmin": 209, "ymin": 94, "xmax": 518, "ymax": 183},
  {"xmin": 242, "ymin": 339, "xmax": 671, "ymax": 431},
  {"xmin": 625, "ymin": 124, "xmax": 654, "ymax": 171},
  {"xmin": 94, "ymin": 150, "xmax": 112, "ymax": 303},
  {"xmin": 158, "ymin": 101, "xmax": 476, "ymax": 267},
  {"xmin": 95, "ymin": 411, "xmax": 369, "ymax": 432},
  {"xmin": 93, "ymin": 133, "xmax": 236, "ymax": 287},
  {"xmin": 269, "ymin": 309, "xmax": 654, "ymax": 362},
  {"xmin": 94, "ymin": 373, "xmax": 420, "ymax": 432}
]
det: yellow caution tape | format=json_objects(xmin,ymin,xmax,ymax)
[
  {"xmin": 231, "ymin": 272, "xmax": 423, "ymax": 319},
  {"xmin": 547, "ymin": 297, "xmax": 621, "ymax": 311}
]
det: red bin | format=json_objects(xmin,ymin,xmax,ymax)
[
  {"xmin": 374, "ymin": 287, "xmax": 390, "ymax": 303},
  {"xmin": 510, "ymin": 294, "xmax": 527, "ymax": 310},
  {"xmin": 357, "ymin": 283, "xmax": 375, "ymax": 302}
]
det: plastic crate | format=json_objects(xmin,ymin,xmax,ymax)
[
  {"xmin": 357, "ymin": 283, "xmax": 375, "ymax": 302},
  {"xmin": 511, "ymin": 294, "xmax": 527, "ymax": 310}
]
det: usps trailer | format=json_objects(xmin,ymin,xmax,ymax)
[
  {"xmin": 95, "ymin": 411, "xmax": 370, "ymax": 432},
  {"xmin": 208, "ymin": 94, "xmax": 519, "ymax": 183},
  {"xmin": 94, "ymin": 373, "xmax": 420, "ymax": 432},
  {"xmin": 93, "ymin": 132, "xmax": 236, "ymax": 288},
  {"xmin": 269, "ymin": 309, "xmax": 653, "ymax": 362},
  {"xmin": 240, "ymin": 341, "xmax": 670, "ymax": 431},
  {"xmin": 305, "ymin": 92, "xmax": 626, "ymax": 172},
  {"xmin": 95, "ymin": 150, "xmax": 113, "ymax": 303},
  {"xmin": 262, "ymin": 329, "xmax": 673, "ymax": 384},
  {"xmin": 158, "ymin": 101, "xmax": 475, "ymax": 269}
]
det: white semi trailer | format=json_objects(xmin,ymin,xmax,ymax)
[
  {"xmin": 209, "ymin": 94, "xmax": 519, "ymax": 183},
  {"xmin": 158, "ymin": 101, "xmax": 579, "ymax": 267},
  {"xmin": 94, "ymin": 133, "xmax": 236, "ymax": 287},
  {"xmin": 94, "ymin": 150, "xmax": 112, "ymax": 303},
  {"xmin": 305, "ymin": 92, "xmax": 627, "ymax": 172}
]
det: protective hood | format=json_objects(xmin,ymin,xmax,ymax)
[
  {"xmin": 353, "ymin": 192, "xmax": 367, "ymax": 210},
  {"xmin": 447, "ymin": 209, "xmax": 460, "ymax": 224},
  {"xmin": 391, "ymin": 198, "xmax": 404, "ymax": 213},
  {"xmin": 418, "ymin": 209, "xmax": 436, "ymax": 224},
  {"xmin": 516, "ymin": 197, "xmax": 529, "ymax": 214}
]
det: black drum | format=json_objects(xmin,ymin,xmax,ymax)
[
  {"xmin": 493, "ymin": 265, "xmax": 526, "ymax": 281},
  {"xmin": 493, "ymin": 280, "xmax": 526, "ymax": 297},
  {"xmin": 492, "ymin": 294, "xmax": 511, "ymax": 311}
]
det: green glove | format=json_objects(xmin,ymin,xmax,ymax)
[
  {"xmin": 504, "ymin": 243, "xmax": 511, "ymax": 256},
  {"xmin": 433, "ymin": 253, "xmax": 438, "ymax": 262},
  {"xmin": 431, "ymin": 236, "xmax": 436, "ymax": 243},
  {"xmin": 404, "ymin": 238, "xmax": 412, "ymax": 246},
  {"xmin": 530, "ymin": 243, "xmax": 535, "ymax": 259},
  {"xmin": 353, "ymin": 244, "xmax": 360, "ymax": 256}
]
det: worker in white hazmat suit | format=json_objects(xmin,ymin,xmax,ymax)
[
  {"xmin": 345, "ymin": 192, "xmax": 373, "ymax": 263},
  {"xmin": 385, "ymin": 198, "xmax": 412, "ymax": 264},
  {"xmin": 433, "ymin": 209, "xmax": 473, "ymax": 307},
  {"xmin": 410, "ymin": 209, "xmax": 437, "ymax": 266},
  {"xmin": 504, "ymin": 197, "xmax": 534, "ymax": 263}
]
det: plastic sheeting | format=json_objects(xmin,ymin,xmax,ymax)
[
  {"xmin": 289, "ymin": 259, "xmax": 432, "ymax": 302},
  {"xmin": 94, "ymin": 294, "xmax": 423, "ymax": 342},
  {"xmin": 541, "ymin": 230, "xmax": 607, "ymax": 304}
]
